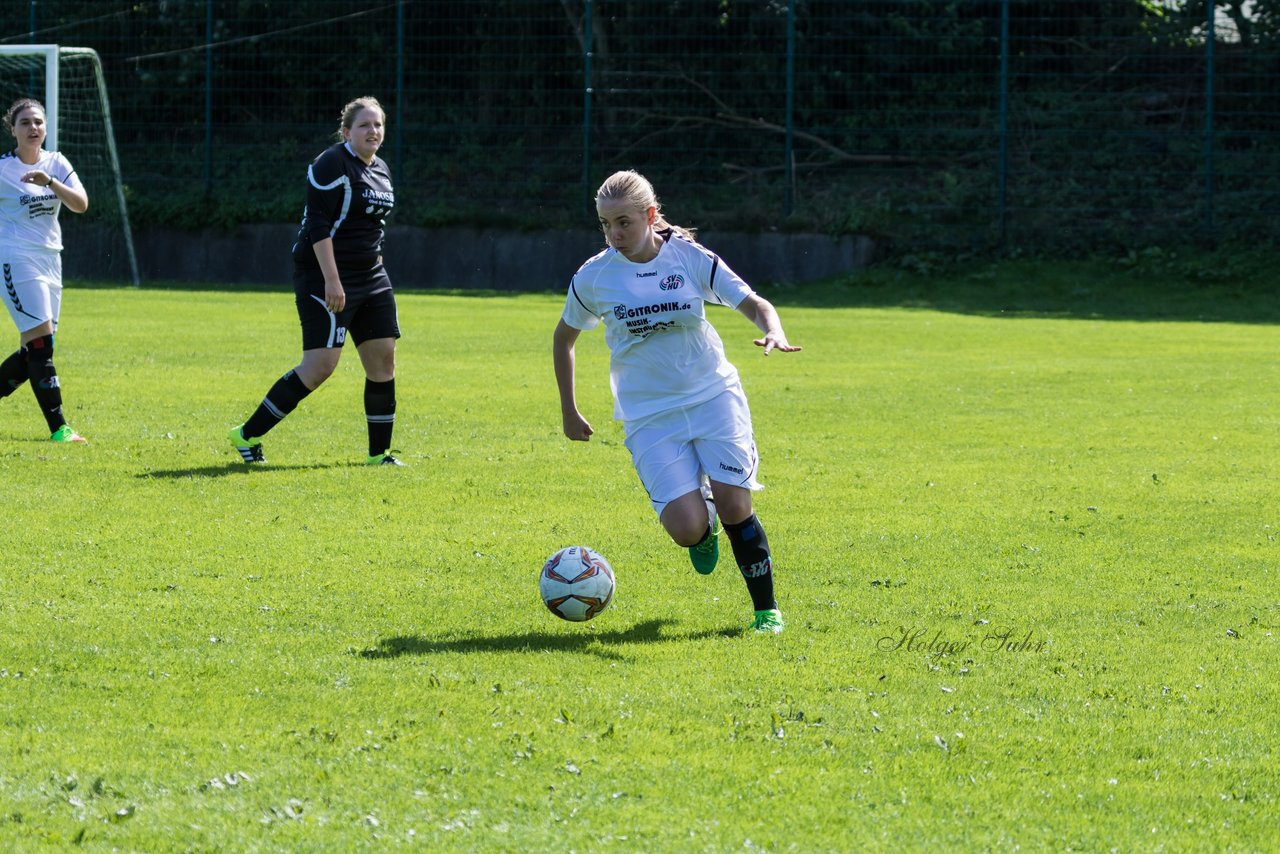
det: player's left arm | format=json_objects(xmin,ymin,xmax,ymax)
[{"xmin": 735, "ymin": 293, "xmax": 802, "ymax": 356}]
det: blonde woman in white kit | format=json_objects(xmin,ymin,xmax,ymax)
[{"xmin": 553, "ymin": 170, "xmax": 801, "ymax": 634}]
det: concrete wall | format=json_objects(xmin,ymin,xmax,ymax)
[{"xmin": 134, "ymin": 225, "xmax": 876, "ymax": 290}]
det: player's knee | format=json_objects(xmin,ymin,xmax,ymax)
[
  {"xmin": 297, "ymin": 366, "xmax": 332, "ymax": 388},
  {"xmin": 297, "ymin": 354, "xmax": 340, "ymax": 387},
  {"xmin": 709, "ymin": 483, "xmax": 753, "ymax": 526},
  {"xmin": 21, "ymin": 333, "xmax": 55, "ymax": 361},
  {"xmin": 662, "ymin": 506, "xmax": 710, "ymax": 547},
  {"xmin": 360, "ymin": 342, "xmax": 396, "ymax": 380},
  {"xmin": 670, "ymin": 529, "xmax": 705, "ymax": 548}
]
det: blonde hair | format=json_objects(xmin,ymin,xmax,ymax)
[
  {"xmin": 336, "ymin": 96, "xmax": 385, "ymax": 138},
  {"xmin": 595, "ymin": 170, "xmax": 696, "ymax": 240}
]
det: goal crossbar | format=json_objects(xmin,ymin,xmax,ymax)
[{"xmin": 0, "ymin": 44, "xmax": 139, "ymax": 286}]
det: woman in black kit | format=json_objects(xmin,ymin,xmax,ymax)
[{"xmin": 229, "ymin": 96, "xmax": 404, "ymax": 466}]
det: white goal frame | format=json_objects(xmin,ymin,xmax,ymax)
[{"xmin": 0, "ymin": 44, "xmax": 140, "ymax": 286}]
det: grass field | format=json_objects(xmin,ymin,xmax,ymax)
[{"xmin": 2, "ymin": 253, "xmax": 1278, "ymax": 850}]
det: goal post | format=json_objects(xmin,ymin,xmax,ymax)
[{"xmin": 0, "ymin": 45, "xmax": 140, "ymax": 286}]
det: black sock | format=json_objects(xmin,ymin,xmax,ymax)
[
  {"xmin": 364, "ymin": 377, "xmax": 396, "ymax": 456},
  {"xmin": 242, "ymin": 370, "xmax": 312, "ymax": 439},
  {"xmin": 723, "ymin": 514, "xmax": 777, "ymax": 612},
  {"xmin": 23, "ymin": 335, "xmax": 67, "ymax": 433},
  {"xmin": 0, "ymin": 349, "xmax": 26, "ymax": 398}
]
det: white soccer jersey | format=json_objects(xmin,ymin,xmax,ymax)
[
  {"xmin": 0, "ymin": 149, "xmax": 81, "ymax": 254},
  {"xmin": 561, "ymin": 230, "xmax": 755, "ymax": 423}
]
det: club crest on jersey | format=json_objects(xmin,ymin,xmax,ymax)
[{"xmin": 660, "ymin": 274, "xmax": 685, "ymax": 291}]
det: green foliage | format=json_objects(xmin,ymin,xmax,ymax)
[
  {"xmin": 4, "ymin": 1, "xmax": 1278, "ymax": 247},
  {"xmin": 2, "ymin": 259, "xmax": 1279, "ymax": 847}
]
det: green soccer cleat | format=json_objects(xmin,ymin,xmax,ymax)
[
  {"xmin": 688, "ymin": 528, "xmax": 719, "ymax": 575},
  {"xmin": 228, "ymin": 424, "xmax": 265, "ymax": 463},
  {"xmin": 50, "ymin": 424, "xmax": 87, "ymax": 444},
  {"xmin": 751, "ymin": 608, "xmax": 785, "ymax": 635},
  {"xmin": 366, "ymin": 451, "xmax": 405, "ymax": 466}
]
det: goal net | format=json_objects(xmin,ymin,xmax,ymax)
[{"xmin": 0, "ymin": 45, "xmax": 139, "ymax": 285}]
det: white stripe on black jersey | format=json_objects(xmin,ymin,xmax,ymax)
[
  {"xmin": 293, "ymin": 141, "xmax": 394, "ymax": 272},
  {"xmin": 309, "ymin": 167, "xmax": 353, "ymax": 240}
]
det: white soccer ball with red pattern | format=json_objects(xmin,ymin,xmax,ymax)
[{"xmin": 539, "ymin": 546, "xmax": 615, "ymax": 622}]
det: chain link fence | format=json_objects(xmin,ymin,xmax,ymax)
[{"xmin": 3, "ymin": 0, "xmax": 1278, "ymax": 256}]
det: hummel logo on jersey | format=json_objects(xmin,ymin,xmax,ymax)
[
  {"xmin": 635, "ymin": 270, "xmax": 657, "ymax": 277},
  {"xmin": 660, "ymin": 274, "xmax": 685, "ymax": 291},
  {"xmin": 718, "ymin": 461, "xmax": 745, "ymax": 475}
]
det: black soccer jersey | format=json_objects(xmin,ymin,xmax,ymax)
[{"xmin": 293, "ymin": 142, "xmax": 394, "ymax": 274}]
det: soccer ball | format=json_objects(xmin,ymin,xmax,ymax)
[{"xmin": 539, "ymin": 546, "xmax": 615, "ymax": 622}]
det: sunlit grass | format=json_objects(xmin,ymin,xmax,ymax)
[{"xmin": 1, "ymin": 262, "xmax": 1277, "ymax": 849}]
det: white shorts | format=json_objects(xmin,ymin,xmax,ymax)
[
  {"xmin": 3, "ymin": 253, "xmax": 63, "ymax": 334},
  {"xmin": 624, "ymin": 386, "xmax": 762, "ymax": 516}
]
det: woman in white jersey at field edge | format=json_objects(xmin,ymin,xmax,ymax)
[
  {"xmin": 553, "ymin": 170, "xmax": 801, "ymax": 635},
  {"xmin": 0, "ymin": 98, "xmax": 90, "ymax": 444}
]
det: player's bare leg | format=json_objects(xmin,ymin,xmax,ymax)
[
  {"xmin": 294, "ymin": 347, "xmax": 342, "ymax": 389},
  {"xmin": 662, "ymin": 487, "xmax": 722, "ymax": 575}
]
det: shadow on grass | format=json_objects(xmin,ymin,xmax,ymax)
[
  {"xmin": 73, "ymin": 250, "xmax": 1280, "ymax": 323},
  {"xmin": 69, "ymin": 278, "xmax": 556, "ymax": 300},
  {"xmin": 759, "ymin": 252, "xmax": 1280, "ymax": 324},
  {"xmin": 359, "ymin": 618, "xmax": 741, "ymax": 661},
  {"xmin": 134, "ymin": 462, "xmax": 347, "ymax": 479}
]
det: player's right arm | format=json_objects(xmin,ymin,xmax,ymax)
[
  {"xmin": 302, "ymin": 149, "xmax": 349, "ymax": 312},
  {"xmin": 553, "ymin": 318, "xmax": 593, "ymax": 441},
  {"xmin": 312, "ymin": 237, "xmax": 345, "ymax": 312}
]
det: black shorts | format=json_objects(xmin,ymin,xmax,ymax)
[{"xmin": 294, "ymin": 265, "xmax": 400, "ymax": 351}]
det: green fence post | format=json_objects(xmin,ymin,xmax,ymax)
[
  {"xmin": 1203, "ymin": 6, "xmax": 1215, "ymax": 242},
  {"xmin": 27, "ymin": 0, "xmax": 37, "ymax": 94},
  {"xmin": 998, "ymin": 0, "xmax": 1010, "ymax": 249},
  {"xmin": 204, "ymin": 0, "xmax": 213, "ymax": 197},
  {"xmin": 396, "ymin": 0, "xmax": 405, "ymax": 174},
  {"xmin": 784, "ymin": 0, "xmax": 795, "ymax": 219},
  {"xmin": 582, "ymin": 0, "xmax": 594, "ymax": 217}
]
